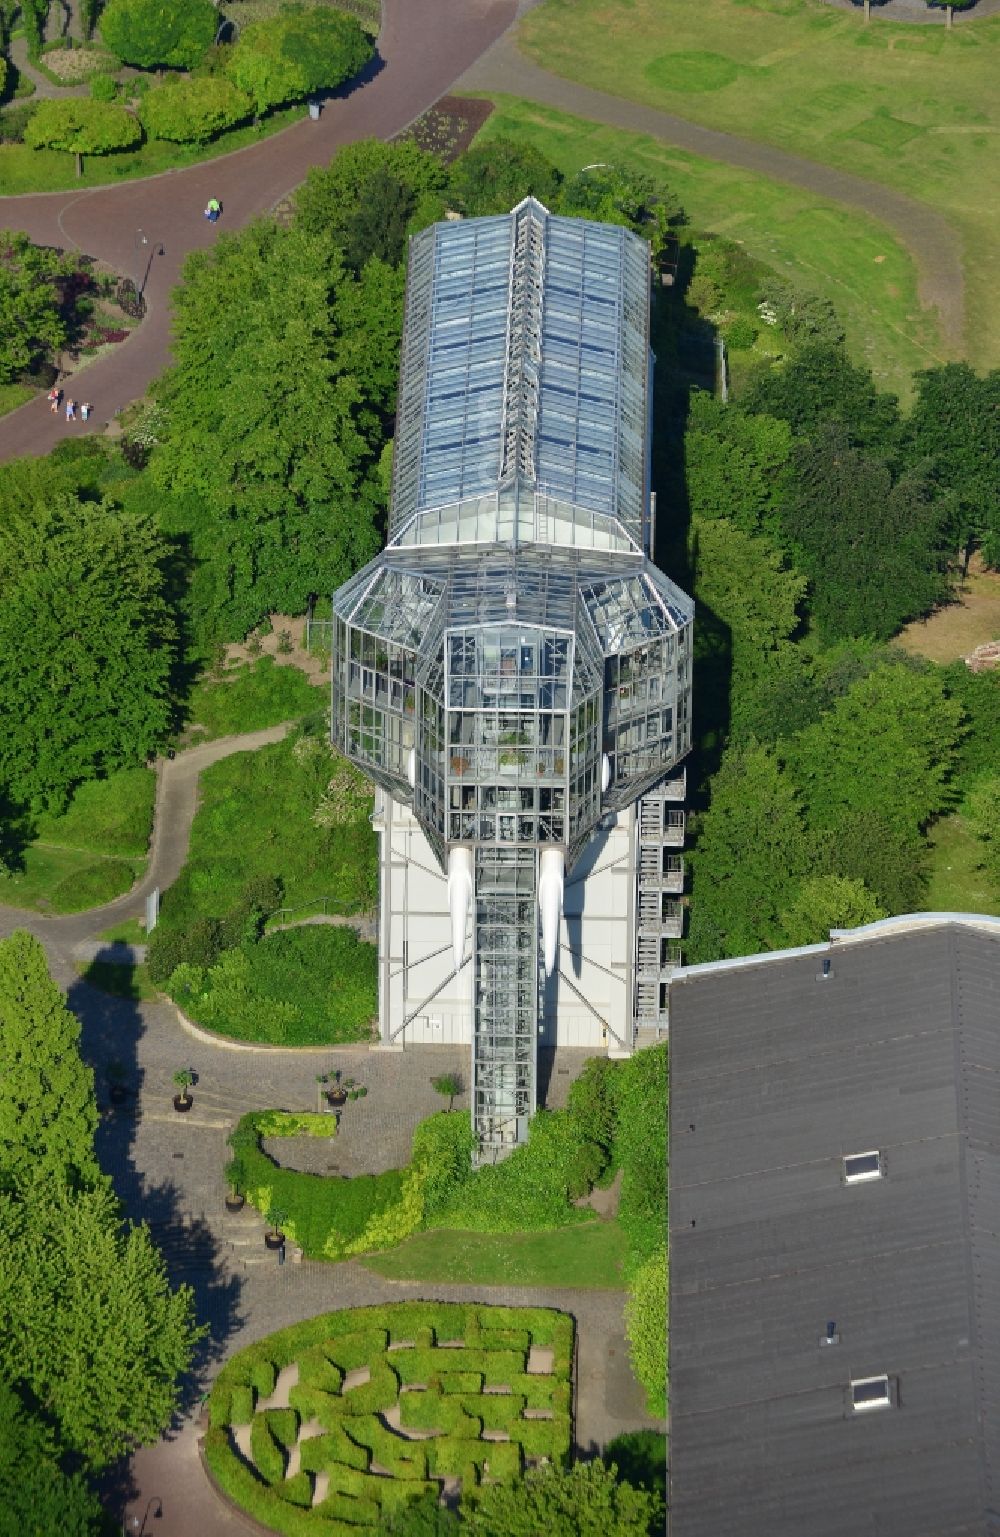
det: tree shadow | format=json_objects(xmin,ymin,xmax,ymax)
[
  {"xmin": 67, "ymin": 973, "xmax": 245, "ymax": 1519},
  {"xmin": 328, "ymin": 47, "xmax": 386, "ymax": 101}
]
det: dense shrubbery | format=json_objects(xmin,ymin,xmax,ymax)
[{"xmin": 206, "ymin": 1303, "xmax": 574, "ymax": 1531}]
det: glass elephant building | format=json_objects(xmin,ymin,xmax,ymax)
[{"xmin": 331, "ymin": 198, "xmax": 693, "ymax": 1160}]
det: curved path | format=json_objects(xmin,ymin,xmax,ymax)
[
  {"xmin": 453, "ymin": 28, "xmax": 965, "ymax": 353},
  {"xmin": 0, "ymin": 0, "xmax": 517, "ymax": 463}
]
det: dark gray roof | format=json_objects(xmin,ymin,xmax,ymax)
[{"xmin": 667, "ymin": 918, "xmax": 1000, "ymax": 1537}]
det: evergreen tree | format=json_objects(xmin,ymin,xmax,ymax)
[
  {"xmin": 0, "ymin": 931, "xmax": 100, "ymax": 1193},
  {"xmin": 0, "ymin": 1384, "xmax": 102, "ymax": 1536}
]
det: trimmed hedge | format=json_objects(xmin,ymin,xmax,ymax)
[{"xmin": 207, "ymin": 1303, "xmax": 574, "ymax": 1530}]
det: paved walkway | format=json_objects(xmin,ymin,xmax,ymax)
[
  {"xmin": 454, "ymin": 26, "xmax": 965, "ymax": 353},
  {"xmin": 0, "ymin": 717, "xmax": 658, "ymax": 1532},
  {"xmin": 0, "ymin": 0, "xmax": 518, "ymax": 462}
]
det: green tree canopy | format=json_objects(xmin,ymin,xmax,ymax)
[
  {"xmin": 0, "ymin": 1384, "xmax": 102, "ymax": 1536},
  {"xmin": 777, "ymin": 424, "xmax": 951, "ymax": 642},
  {"xmin": 0, "ymin": 490, "xmax": 175, "ymax": 810},
  {"xmin": 683, "ymin": 393, "xmax": 793, "ymax": 533},
  {"xmin": 687, "ymin": 740, "xmax": 811, "ymax": 963},
  {"xmin": 226, "ymin": 6, "xmax": 373, "ymax": 114},
  {"xmin": 23, "ymin": 97, "xmax": 142, "ymax": 176},
  {"xmin": 0, "ymin": 229, "xmax": 77, "ymax": 386},
  {"xmin": 965, "ymin": 774, "xmax": 1000, "ymax": 884},
  {"xmin": 139, "ymin": 75, "xmax": 253, "ymax": 143},
  {"xmin": 98, "ymin": 0, "xmax": 217, "ymax": 69},
  {"xmin": 741, "ymin": 340, "xmax": 900, "ymax": 453},
  {"xmin": 296, "ymin": 138, "xmax": 447, "ymax": 269},
  {"xmin": 692, "ymin": 517, "xmax": 807, "ymax": 660},
  {"xmin": 782, "ymin": 663, "xmax": 965, "ymax": 839},
  {"xmin": 460, "ymin": 1460, "xmax": 662, "ymax": 1537},
  {"xmin": 0, "ymin": 1175, "xmax": 200, "ymax": 1468},
  {"xmin": 778, "ymin": 874, "xmax": 886, "ymax": 947},
  {"xmin": 0, "ymin": 931, "xmax": 100, "ymax": 1193},
  {"xmin": 448, "ymin": 137, "xmax": 562, "ymax": 217},
  {"xmin": 815, "ymin": 809, "xmax": 929, "ymax": 916},
  {"xmin": 899, "ymin": 362, "xmax": 1000, "ymax": 565},
  {"xmin": 625, "ymin": 1246, "xmax": 667, "ymax": 1417},
  {"xmin": 151, "ymin": 219, "xmax": 399, "ymax": 641},
  {"xmin": 558, "ymin": 162, "xmax": 675, "ymax": 255}
]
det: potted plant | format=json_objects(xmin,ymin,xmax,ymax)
[
  {"xmin": 326, "ymin": 1069, "xmax": 347, "ymax": 1108},
  {"xmin": 225, "ymin": 1183, "xmax": 245, "ymax": 1213},
  {"xmin": 264, "ymin": 1206, "xmax": 287, "ymax": 1250},
  {"xmin": 431, "ymin": 1072, "xmax": 462, "ymax": 1111},
  {"xmin": 172, "ymin": 1068, "xmax": 194, "ymax": 1113},
  {"xmin": 106, "ymin": 1059, "xmax": 127, "ymax": 1106}
]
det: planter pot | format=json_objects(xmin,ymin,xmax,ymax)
[
  {"xmin": 109, "ymin": 1084, "xmax": 127, "ymax": 1105},
  {"xmin": 327, "ymin": 1091, "xmax": 347, "ymax": 1108},
  {"xmin": 173, "ymin": 1094, "xmax": 193, "ymax": 1113},
  {"xmin": 225, "ymin": 1193, "xmax": 245, "ymax": 1213},
  {"xmin": 264, "ymin": 1231, "xmax": 285, "ymax": 1250}
]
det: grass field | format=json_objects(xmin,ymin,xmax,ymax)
[
  {"xmin": 924, "ymin": 813, "xmax": 1000, "ymax": 916},
  {"xmin": 0, "ymin": 766, "xmax": 154, "ymax": 913},
  {"xmin": 362, "ymin": 1220, "xmax": 628, "ymax": 1288},
  {"xmin": 897, "ymin": 564, "xmax": 1000, "ymax": 663},
  {"xmin": 0, "ymin": 101, "xmax": 307, "ymax": 196},
  {"xmin": 519, "ymin": 0, "xmax": 1000, "ymax": 369},
  {"xmin": 0, "ymin": 382, "xmax": 33, "ymax": 418},
  {"xmin": 474, "ymin": 95, "xmax": 941, "ymax": 398},
  {"xmin": 181, "ymin": 656, "xmax": 328, "ymax": 744}
]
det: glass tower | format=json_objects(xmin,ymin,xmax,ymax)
[{"xmin": 332, "ymin": 199, "xmax": 693, "ymax": 1159}]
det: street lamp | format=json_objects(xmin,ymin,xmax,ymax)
[
  {"xmin": 133, "ymin": 229, "xmax": 164, "ymax": 301},
  {"xmin": 122, "ymin": 1496, "xmax": 163, "ymax": 1536}
]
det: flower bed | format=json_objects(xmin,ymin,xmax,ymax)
[
  {"xmin": 205, "ymin": 1302, "xmax": 573, "ymax": 1534},
  {"xmin": 38, "ymin": 46, "xmax": 121, "ymax": 84}
]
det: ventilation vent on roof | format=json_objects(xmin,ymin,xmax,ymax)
[
  {"xmin": 851, "ymin": 1375, "xmax": 894, "ymax": 1412},
  {"xmin": 844, "ymin": 1151, "xmax": 882, "ymax": 1184}
]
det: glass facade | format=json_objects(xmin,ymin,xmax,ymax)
[{"xmin": 332, "ymin": 198, "xmax": 694, "ymax": 1156}]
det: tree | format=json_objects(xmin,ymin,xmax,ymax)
[
  {"xmin": 777, "ymin": 424, "xmax": 951, "ymax": 642},
  {"xmin": 377, "ymin": 1487, "xmax": 459, "ymax": 1535},
  {"xmin": 0, "ymin": 230, "xmax": 76, "ymax": 385},
  {"xmin": 683, "ymin": 393, "xmax": 793, "ymax": 533},
  {"xmin": 23, "ymin": 98, "xmax": 142, "ymax": 177},
  {"xmin": 782, "ymin": 663, "xmax": 965, "ymax": 840},
  {"xmin": 610, "ymin": 1044, "xmax": 668, "ymax": 1268},
  {"xmin": 899, "ymin": 363, "xmax": 1000, "ymax": 566},
  {"xmin": 98, "ymin": 0, "xmax": 217, "ymax": 69},
  {"xmin": 687, "ymin": 740, "xmax": 811, "ymax": 963},
  {"xmin": 448, "ymin": 137, "xmax": 562, "ymax": 217},
  {"xmin": 0, "ymin": 1175, "xmax": 200, "ymax": 1468},
  {"xmin": 692, "ymin": 517, "xmax": 807, "ymax": 660},
  {"xmin": 226, "ymin": 7, "xmax": 373, "ymax": 115},
  {"xmin": 815, "ymin": 808, "xmax": 929, "ymax": 916},
  {"xmin": 460, "ymin": 1460, "xmax": 662, "ymax": 1537},
  {"xmin": 0, "ymin": 1384, "xmax": 102, "ymax": 1536},
  {"xmin": 0, "ymin": 931, "xmax": 100, "ymax": 1194},
  {"xmin": 139, "ymin": 75, "xmax": 253, "ymax": 144},
  {"xmin": 296, "ymin": 138, "xmax": 447, "ymax": 269},
  {"xmin": 755, "ymin": 276, "xmax": 845, "ymax": 348},
  {"xmin": 431, "ymin": 1073, "xmax": 462, "ymax": 1111},
  {"xmin": 778, "ymin": 874, "xmax": 886, "ymax": 947},
  {"xmin": 558, "ymin": 162, "xmax": 675, "ymax": 251},
  {"xmin": 151, "ymin": 220, "xmax": 396, "ymax": 641},
  {"xmin": 742, "ymin": 340, "xmax": 900, "ymax": 453},
  {"xmin": 0, "ymin": 492, "xmax": 175, "ymax": 810},
  {"xmin": 624, "ymin": 1246, "xmax": 667, "ymax": 1417}
]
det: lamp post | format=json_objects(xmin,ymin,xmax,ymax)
[
  {"xmin": 122, "ymin": 1496, "xmax": 163, "ymax": 1535},
  {"xmin": 133, "ymin": 229, "xmax": 164, "ymax": 301}
]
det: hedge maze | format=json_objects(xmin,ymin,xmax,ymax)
[{"xmin": 205, "ymin": 1302, "xmax": 575, "ymax": 1534}]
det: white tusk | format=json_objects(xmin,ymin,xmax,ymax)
[
  {"xmin": 447, "ymin": 846, "xmax": 474, "ymax": 971},
  {"xmin": 538, "ymin": 848, "xmax": 565, "ymax": 978}
]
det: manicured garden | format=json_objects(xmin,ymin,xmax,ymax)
[
  {"xmin": 519, "ymin": 0, "xmax": 1000, "ymax": 368},
  {"xmin": 205, "ymin": 1302, "xmax": 574, "ymax": 1533}
]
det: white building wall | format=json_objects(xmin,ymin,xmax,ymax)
[{"xmin": 374, "ymin": 790, "xmax": 635, "ymax": 1055}]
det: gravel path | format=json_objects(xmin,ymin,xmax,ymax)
[{"xmin": 453, "ymin": 23, "xmax": 965, "ymax": 353}]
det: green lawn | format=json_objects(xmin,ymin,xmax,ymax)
[
  {"xmin": 0, "ymin": 766, "xmax": 154, "ymax": 913},
  {"xmin": 474, "ymin": 95, "xmax": 940, "ymax": 398},
  {"xmin": 362, "ymin": 1219, "xmax": 628, "ymax": 1289},
  {"xmin": 0, "ymin": 381, "xmax": 33, "ymax": 418},
  {"xmin": 98, "ymin": 917, "xmax": 147, "ymax": 944},
  {"xmin": 519, "ymin": 0, "xmax": 1000, "ymax": 370},
  {"xmin": 77, "ymin": 959, "xmax": 158, "ymax": 1002},
  {"xmin": 924, "ymin": 813, "xmax": 1000, "ymax": 916},
  {"xmin": 181, "ymin": 656, "xmax": 328, "ymax": 744},
  {"xmin": 0, "ymin": 101, "xmax": 308, "ymax": 195}
]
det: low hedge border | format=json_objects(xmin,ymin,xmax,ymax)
[{"xmin": 206, "ymin": 1303, "xmax": 574, "ymax": 1532}]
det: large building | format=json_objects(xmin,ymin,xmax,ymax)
[
  {"xmin": 331, "ymin": 198, "xmax": 693, "ymax": 1159},
  {"xmin": 667, "ymin": 913, "xmax": 1000, "ymax": 1537}
]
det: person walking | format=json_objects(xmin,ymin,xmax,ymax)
[
  {"xmin": 48, "ymin": 387, "xmax": 60, "ymax": 414},
  {"xmin": 81, "ymin": 401, "xmax": 91, "ymax": 423},
  {"xmin": 65, "ymin": 398, "xmax": 76, "ymax": 422},
  {"xmin": 204, "ymin": 197, "xmax": 221, "ymax": 223}
]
